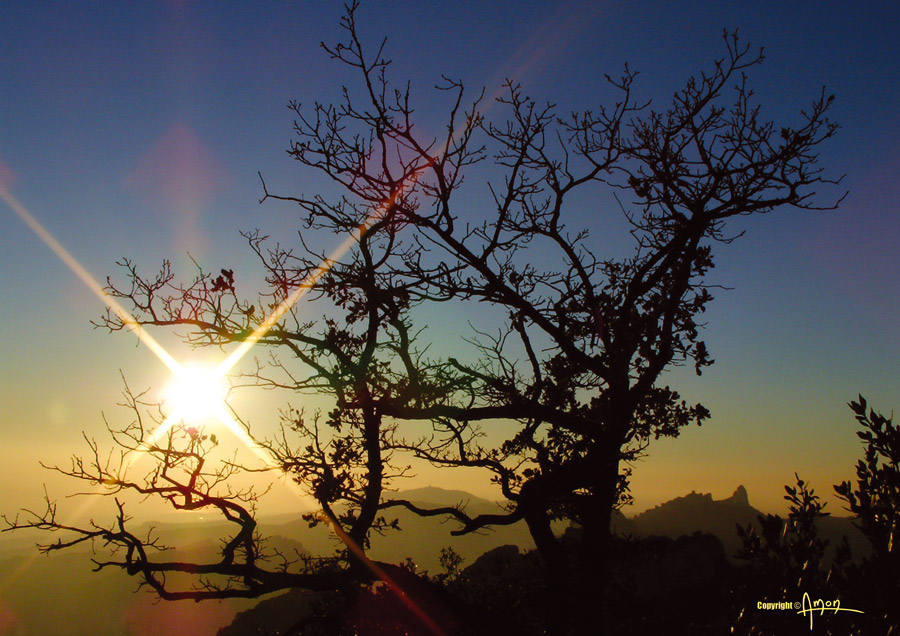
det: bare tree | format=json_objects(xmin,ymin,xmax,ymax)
[
  {"xmin": 1, "ymin": 383, "xmax": 354, "ymax": 601},
  {"xmin": 4, "ymin": 3, "xmax": 843, "ymax": 634},
  {"xmin": 256, "ymin": 5, "xmax": 841, "ymax": 632}
]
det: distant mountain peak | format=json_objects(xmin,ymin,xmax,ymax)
[
  {"xmin": 725, "ymin": 485, "xmax": 750, "ymax": 507},
  {"xmin": 633, "ymin": 485, "xmax": 754, "ymax": 524}
]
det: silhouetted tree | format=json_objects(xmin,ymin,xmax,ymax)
[
  {"xmin": 833, "ymin": 396, "xmax": 900, "ymax": 633},
  {"xmin": 733, "ymin": 397, "xmax": 900, "ymax": 635},
  {"xmin": 732, "ymin": 476, "xmax": 847, "ymax": 635},
  {"xmin": 3, "ymin": 3, "xmax": 843, "ymax": 634}
]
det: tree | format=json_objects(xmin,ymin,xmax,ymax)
[
  {"xmin": 732, "ymin": 397, "xmax": 900, "ymax": 635},
  {"xmin": 833, "ymin": 396, "xmax": 900, "ymax": 632},
  {"xmin": 3, "ymin": 4, "xmax": 842, "ymax": 635},
  {"xmin": 732, "ymin": 476, "xmax": 843, "ymax": 635}
]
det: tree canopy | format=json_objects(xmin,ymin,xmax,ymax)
[{"xmin": 3, "ymin": 4, "xmax": 843, "ymax": 634}]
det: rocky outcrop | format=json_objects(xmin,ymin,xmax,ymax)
[{"xmin": 631, "ymin": 486, "xmax": 761, "ymax": 559}]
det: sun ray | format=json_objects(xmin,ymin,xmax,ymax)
[
  {"xmin": 7, "ymin": 89, "xmax": 492, "ymax": 634},
  {"xmin": 212, "ymin": 407, "xmax": 279, "ymax": 468},
  {"xmin": 218, "ymin": 169, "xmax": 431, "ymax": 376},
  {"xmin": 117, "ymin": 412, "xmax": 180, "ymax": 476},
  {"xmin": 319, "ymin": 508, "xmax": 449, "ymax": 636},
  {"xmin": 0, "ymin": 186, "xmax": 180, "ymax": 373},
  {"xmin": 0, "ymin": 14, "xmax": 595, "ymax": 629},
  {"xmin": 0, "ymin": 548, "xmax": 40, "ymax": 594}
]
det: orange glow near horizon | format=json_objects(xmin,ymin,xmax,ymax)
[
  {"xmin": 0, "ymin": 170, "xmax": 433, "ymax": 452},
  {"xmin": 3, "ymin": 165, "xmax": 448, "ymax": 635},
  {"xmin": 1, "ymin": 146, "xmax": 433, "ymax": 459},
  {"xmin": 1, "ymin": 22, "xmax": 582, "ymax": 616},
  {"xmin": 0, "ymin": 10, "xmax": 622, "ymax": 632}
]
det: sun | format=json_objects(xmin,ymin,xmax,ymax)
[{"xmin": 163, "ymin": 362, "xmax": 228, "ymax": 423}]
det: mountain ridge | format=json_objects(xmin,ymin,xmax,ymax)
[{"xmin": 0, "ymin": 484, "xmax": 869, "ymax": 636}]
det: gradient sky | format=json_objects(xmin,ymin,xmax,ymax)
[{"xmin": 2, "ymin": 0, "xmax": 900, "ymax": 529}]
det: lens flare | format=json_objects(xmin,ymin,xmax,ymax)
[{"xmin": 1, "ymin": 12, "xmax": 594, "ymax": 628}]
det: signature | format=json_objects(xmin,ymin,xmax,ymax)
[{"xmin": 797, "ymin": 592, "xmax": 864, "ymax": 630}]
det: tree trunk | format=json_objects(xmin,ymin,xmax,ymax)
[
  {"xmin": 572, "ymin": 472, "xmax": 618, "ymax": 636},
  {"xmin": 519, "ymin": 454, "xmax": 622, "ymax": 636}
]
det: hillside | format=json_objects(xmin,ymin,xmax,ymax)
[
  {"xmin": 630, "ymin": 485, "xmax": 761, "ymax": 558},
  {"xmin": 259, "ymin": 486, "xmax": 536, "ymax": 574},
  {"xmin": 0, "ymin": 484, "xmax": 870, "ymax": 635},
  {"xmin": 627, "ymin": 485, "xmax": 868, "ymax": 562}
]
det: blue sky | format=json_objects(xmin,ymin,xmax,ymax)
[{"xmin": 1, "ymin": 1, "xmax": 900, "ymax": 520}]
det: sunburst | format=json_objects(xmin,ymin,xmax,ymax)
[
  {"xmin": 162, "ymin": 362, "xmax": 229, "ymax": 423},
  {"xmin": 0, "ymin": 174, "xmax": 421, "ymax": 461}
]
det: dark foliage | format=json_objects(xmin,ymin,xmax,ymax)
[
  {"xmin": 732, "ymin": 397, "xmax": 900, "ymax": 635},
  {"xmin": 832, "ymin": 396, "xmax": 900, "ymax": 633}
]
